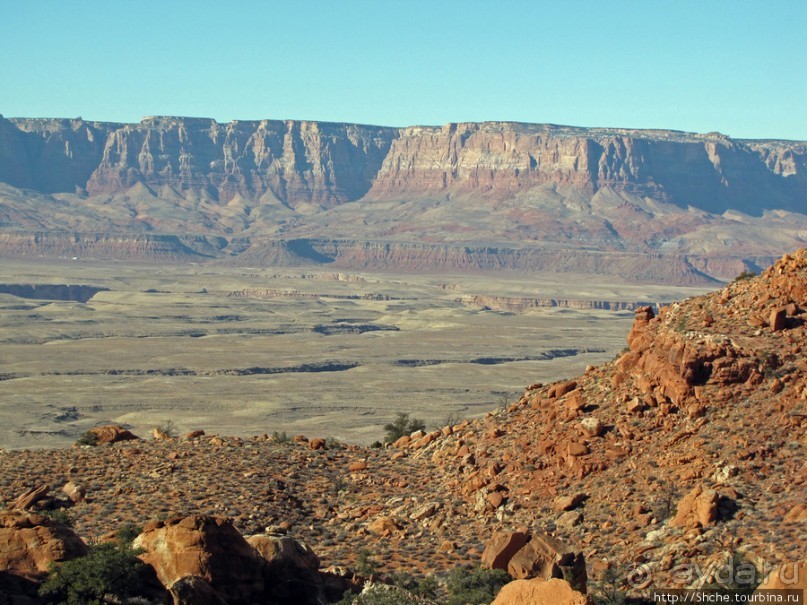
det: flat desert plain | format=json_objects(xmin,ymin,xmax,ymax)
[{"xmin": 0, "ymin": 258, "xmax": 712, "ymax": 448}]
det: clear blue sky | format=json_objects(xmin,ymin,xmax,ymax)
[{"xmin": 1, "ymin": 0, "xmax": 805, "ymax": 139}]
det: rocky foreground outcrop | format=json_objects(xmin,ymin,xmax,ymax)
[
  {"xmin": 0, "ymin": 512, "xmax": 87, "ymax": 581},
  {"xmin": 395, "ymin": 248, "xmax": 807, "ymax": 592},
  {"xmin": 134, "ymin": 515, "xmax": 266, "ymax": 603},
  {"xmin": 0, "ymin": 511, "xmax": 350, "ymax": 604},
  {"xmin": 133, "ymin": 515, "xmax": 346, "ymax": 604},
  {"xmin": 86, "ymin": 424, "xmax": 140, "ymax": 445},
  {"xmin": 0, "ymin": 249, "xmax": 804, "ymax": 603},
  {"xmin": 757, "ymin": 560, "xmax": 807, "ymax": 592}
]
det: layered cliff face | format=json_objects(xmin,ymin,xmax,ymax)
[
  {"xmin": 84, "ymin": 117, "xmax": 398, "ymax": 208},
  {"xmin": 3, "ymin": 116, "xmax": 804, "ymax": 211},
  {"xmin": 0, "ymin": 117, "xmax": 116, "ymax": 194},
  {"xmin": 2, "ymin": 116, "xmax": 398, "ymax": 209},
  {"xmin": 1, "ymin": 115, "xmax": 806, "ymax": 282},
  {"xmin": 366, "ymin": 122, "xmax": 806, "ymax": 215},
  {"xmin": 236, "ymin": 239, "xmax": 718, "ymax": 286}
]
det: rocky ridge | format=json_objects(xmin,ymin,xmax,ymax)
[{"xmin": 0, "ymin": 249, "xmax": 805, "ymax": 603}]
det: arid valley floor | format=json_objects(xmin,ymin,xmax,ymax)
[
  {"xmin": 0, "ymin": 259, "xmax": 709, "ymax": 449},
  {"xmin": 0, "ymin": 251, "xmax": 805, "ymax": 605}
]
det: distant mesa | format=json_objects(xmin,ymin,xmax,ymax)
[{"xmin": 1, "ymin": 115, "xmax": 806, "ymax": 283}]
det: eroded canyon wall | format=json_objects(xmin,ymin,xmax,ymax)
[
  {"xmin": 2, "ymin": 116, "xmax": 804, "ymax": 212},
  {"xmin": 1, "ymin": 116, "xmax": 805, "ymax": 283}
]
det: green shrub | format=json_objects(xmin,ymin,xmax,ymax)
[
  {"xmin": 155, "ymin": 420, "xmax": 177, "ymax": 438},
  {"xmin": 116, "ymin": 522, "xmax": 142, "ymax": 545},
  {"xmin": 444, "ymin": 566, "xmax": 510, "ymax": 605},
  {"xmin": 389, "ymin": 571, "xmax": 438, "ymax": 599},
  {"xmin": 591, "ymin": 564, "xmax": 627, "ymax": 605},
  {"xmin": 734, "ymin": 270, "xmax": 757, "ymax": 282},
  {"xmin": 355, "ymin": 548, "xmax": 378, "ymax": 576},
  {"xmin": 42, "ymin": 509, "xmax": 74, "ymax": 528},
  {"xmin": 270, "ymin": 430, "xmax": 289, "ymax": 444},
  {"xmin": 326, "ymin": 436, "xmax": 345, "ymax": 449},
  {"xmin": 38, "ymin": 542, "xmax": 148, "ymax": 605},
  {"xmin": 383, "ymin": 412, "xmax": 426, "ymax": 443}
]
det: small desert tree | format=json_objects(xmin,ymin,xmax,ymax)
[
  {"xmin": 383, "ymin": 412, "xmax": 426, "ymax": 443},
  {"xmin": 444, "ymin": 566, "xmax": 510, "ymax": 605},
  {"xmin": 733, "ymin": 270, "xmax": 757, "ymax": 282},
  {"xmin": 39, "ymin": 542, "xmax": 148, "ymax": 605}
]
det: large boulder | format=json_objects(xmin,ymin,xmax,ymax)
[
  {"xmin": 9, "ymin": 485, "xmax": 51, "ymax": 511},
  {"xmin": 0, "ymin": 511, "xmax": 87, "ymax": 581},
  {"xmin": 86, "ymin": 425, "xmax": 140, "ymax": 444},
  {"xmin": 61, "ymin": 481, "xmax": 87, "ymax": 504},
  {"xmin": 491, "ymin": 578, "xmax": 589, "ymax": 605},
  {"xmin": 481, "ymin": 531, "xmax": 530, "ymax": 570},
  {"xmin": 247, "ymin": 534, "xmax": 327, "ymax": 604},
  {"xmin": 669, "ymin": 485, "xmax": 719, "ymax": 528},
  {"xmin": 367, "ymin": 516, "xmax": 403, "ymax": 538},
  {"xmin": 246, "ymin": 534, "xmax": 320, "ymax": 572},
  {"xmin": 482, "ymin": 530, "xmax": 586, "ymax": 593},
  {"xmin": 509, "ymin": 534, "xmax": 587, "ymax": 592},
  {"xmin": 134, "ymin": 515, "xmax": 264, "ymax": 604}
]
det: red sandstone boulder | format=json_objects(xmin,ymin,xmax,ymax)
[
  {"xmin": 549, "ymin": 381, "xmax": 578, "ymax": 399},
  {"xmin": 309, "ymin": 438, "xmax": 327, "ymax": 450},
  {"xmin": 169, "ymin": 575, "xmax": 229, "ymax": 605},
  {"xmin": 134, "ymin": 515, "xmax": 264, "ymax": 603},
  {"xmin": 783, "ymin": 503, "xmax": 807, "ymax": 523},
  {"xmin": 86, "ymin": 424, "xmax": 140, "ymax": 444},
  {"xmin": 507, "ymin": 533, "xmax": 587, "ymax": 591},
  {"xmin": 247, "ymin": 534, "xmax": 328, "ymax": 604},
  {"xmin": 554, "ymin": 493, "xmax": 586, "ymax": 512},
  {"xmin": 246, "ymin": 534, "xmax": 320, "ymax": 572},
  {"xmin": 770, "ymin": 307, "xmax": 787, "ymax": 331},
  {"xmin": 0, "ymin": 511, "xmax": 87, "ymax": 581},
  {"xmin": 669, "ymin": 485, "xmax": 719, "ymax": 528},
  {"xmin": 61, "ymin": 481, "xmax": 86, "ymax": 504},
  {"xmin": 626, "ymin": 306, "xmax": 655, "ymax": 350},
  {"xmin": 482, "ymin": 530, "xmax": 587, "ymax": 592},
  {"xmin": 492, "ymin": 578, "xmax": 589, "ymax": 605},
  {"xmin": 393, "ymin": 435, "xmax": 411, "ymax": 448},
  {"xmin": 9, "ymin": 484, "xmax": 51, "ymax": 511},
  {"xmin": 367, "ymin": 516, "xmax": 402, "ymax": 538},
  {"xmin": 481, "ymin": 531, "xmax": 530, "ymax": 570}
]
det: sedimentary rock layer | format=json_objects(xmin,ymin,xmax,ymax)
[
  {"xmin": 2, "ymin": 116, "xmax": 804, "ymax": 212},
  {"xmin": 1, "ymin": 116, "xmax": 805, "ymax": 282}
]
